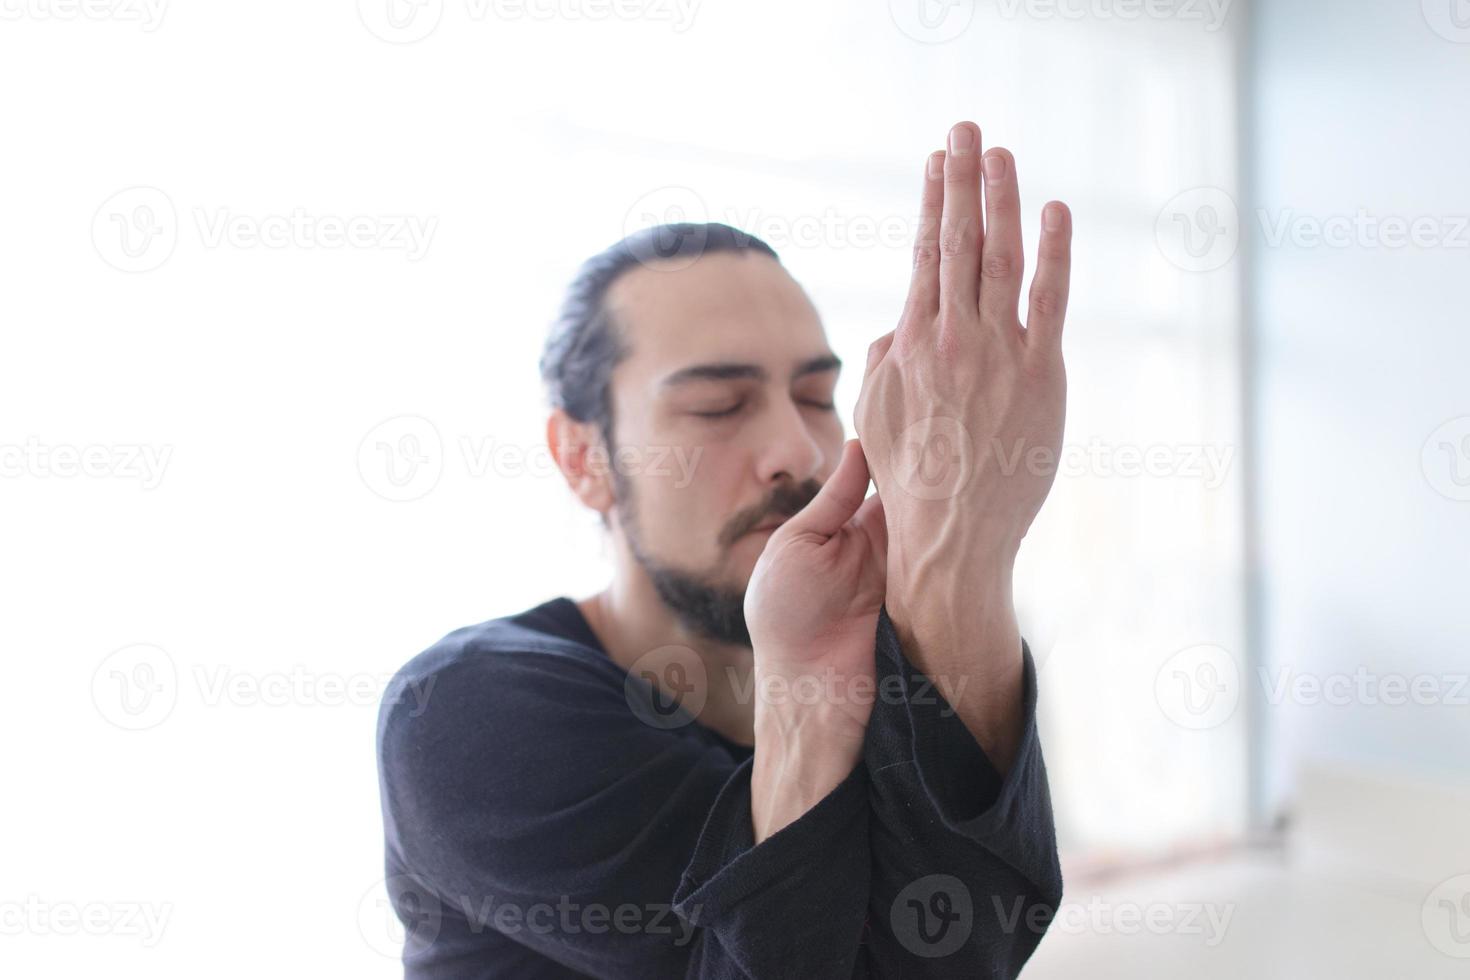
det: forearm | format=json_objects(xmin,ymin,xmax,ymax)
[
  {"xmin": 884, "ymin": 508, "xmax": 1027, "ymax": 772},
  {"xmin": 750, "ymin": 693, "xmax": 866, "ymax": 843}
]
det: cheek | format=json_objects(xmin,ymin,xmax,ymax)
[{"xmin": 620, "ymin": 451, "xmax": 728, "ymax": 548}]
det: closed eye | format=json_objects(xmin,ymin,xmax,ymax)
[{"xmin": 690, "ymin": 402, "xmax": 745, "ymax": 419}]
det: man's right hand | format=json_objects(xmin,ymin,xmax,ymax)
[{"xmin": 853, "ymin": 121, "xmax": 1073, "ymax": 769}]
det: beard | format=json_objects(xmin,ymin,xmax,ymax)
[{"xmin": 614, "ymin": 465, "xmax": 820, "ymax": 649}]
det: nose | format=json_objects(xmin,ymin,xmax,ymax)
[{"xmin": 752, "ymin": 396, "xmax": 826, "ymax": 487}]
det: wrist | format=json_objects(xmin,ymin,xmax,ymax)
[
  {"xmin": 750, "ymin": 699, "xmax": 865, "ymax": 843},
  {"xmin": 886, "ymin": 541, "xmax": 1016, "ymax": 646}
]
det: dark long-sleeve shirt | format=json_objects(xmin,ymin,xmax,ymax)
[{"xmin": 376, "ymin": 597, "xmax": 1061, "ymax": 978}]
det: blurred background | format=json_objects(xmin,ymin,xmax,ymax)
[{"xmin": 1, "ymin": 0, "xmax": 1466, "ymax": 976}]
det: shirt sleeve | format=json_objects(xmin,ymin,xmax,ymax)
[
  {"xmin": 378, "ymin": 641, "xmax": 870, "ymax": 980},
  {"xmin": 856, "ymin": 608, "xmax": 1064, "ymax": 978}
]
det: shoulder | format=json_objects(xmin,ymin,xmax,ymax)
[
  {"xmin": 376, "ymin": 601, "xmax": 648, "ymax": 808},
  {"xmin": 380, "ymin": 601, "xmax": 624, "ymax": 736}
]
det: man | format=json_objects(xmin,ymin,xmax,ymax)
[{"xmin": 377, "ymin": 120, "xmax": 1074, "ymax": 978}]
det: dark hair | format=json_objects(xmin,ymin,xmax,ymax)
[{"xmin": 539, "ymin": 223, "xmax": 781, "ymax": 444}]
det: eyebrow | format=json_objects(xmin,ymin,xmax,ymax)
[{"xmin": 660, "ymin": 354, "xmax": 842, "ymax": 388}]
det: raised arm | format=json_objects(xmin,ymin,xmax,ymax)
[{"xmin": 855, "ymin": 121, "xmax": 1073, "ymax": 771}]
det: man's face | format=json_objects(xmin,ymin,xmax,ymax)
[{"xmin": 601, "ymin": 250, "xmax": 845, "ymax": 643}]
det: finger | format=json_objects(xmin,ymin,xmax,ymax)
[
  {"xmin": 863, "ymin": 330, "xmax": 895, "ymax": 382},
  {"xmin": 850, "ymin": 489, "xmax": 887, "ymax": 561},
  {"xmin": 784, "ymin": 439, "xmax": 870, "ymax": 539},
  {"xmin": 979, "ymin": 148, "xmax": 1024, "ymax": 331},
  {"xmin": 903, "ymin": 151, "xmax": 946, "ymax": 324},
  {"xmin": 1026, "ymin": 202, "xmax": 1073, "ymax": 350},
  {"xmin": 939, "ymin": 122, "xmax": 984, "ymax": 315}
]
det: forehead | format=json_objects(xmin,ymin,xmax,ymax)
[{"xmin": 604, "ymin": 251, "xmax": 831, "ymax": 378}]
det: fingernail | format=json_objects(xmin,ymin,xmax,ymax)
[
  {"xmin": 948, "ymin": 125, "xmax": 975, "ymax": 155},
  {"xmin": 1043, "ymin": 205, "xmax": 1064, "ymax": 231},
  {"xmin": 927, "ymin": 151, "xmax": 945, "ymax": 180},
  {"xmin": 983, "ymin": 154, "xmax": 1005, "ymax": 180}
]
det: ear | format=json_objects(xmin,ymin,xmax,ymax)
[{"xmin": 547, "ymin": 409, "xmax": 615, "ymax": 517}]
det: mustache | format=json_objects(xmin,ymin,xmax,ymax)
[{"xmin": 718, "ymin": 479, "xmax": 822, "ymax": 549}]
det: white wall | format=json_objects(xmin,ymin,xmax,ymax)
[
  {"xmin": 1249, "ymin": 0, "xmax": 1470, "ymax": 816},
  {"xmin": 1, "ymin": 3, "xmax": 1250, "ymax": 976}
]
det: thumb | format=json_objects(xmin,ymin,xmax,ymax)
[{"xmin": 784, "ymin": 439, "xmax": 871, "ymax": 538}]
